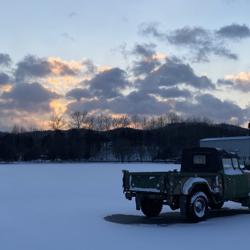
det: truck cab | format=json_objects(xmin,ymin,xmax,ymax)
[{"xmin": 182, "ymin": 147, "xmax": 249, "ymax": 200}]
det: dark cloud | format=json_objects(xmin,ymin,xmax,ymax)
[
  {"xmin": 49, "ymin": 58, "xmax": 78, "ymax": 76},
  {"xmin": 131, "ymin": 43, "xmax": 161, "ymax": 76},
  {"xmin": 132, "ymin": 43, "xmax": 156, "ymax": 58},
  {"xmin": 66, "ymin": 88, "xmax": 92, "ymax": 100},
  {"xmin": 15, "ymin": 55, "xmax": 79, "ymax": 81},
  {"xmin": 1, "ymin": 82, "xmax": 59, "ymax": 111},
  {"xmin": 111, "ymin": 91, "xmax": 171, "ymax": 115},
  {"xmin": 217, "ymin": 77, "xmax": 250, "ymax": 92},
  {"xmin": 235, "ymin": 82, "xmax": 250, "ymax": 92},
  {"xmin": 216, "ymin": 24, "xmax": 250, "ymax": 39},
  {"xmin": 217, "ymin": 79, "xmax": 234, "ymax": 86},
  {"xmin": 15, "ymin": 55, "xmax": 51, "ymax": 81},
  {"xmin": 139, "ymin": 23, "xmax": 244, "ymax": 62},
  {"xmin": 133, "ymin": 60, "xmax": 160, "ymax": 77},
  {"xmin": 68, "ymin": 91, "xmax": 172, "ymax": 116},
  {"xmin": 139, "ymin": 22, "xmax": 165, "ymax": 39},
  {"xmin": 138, "ymin": 58, "xmax": 215, "ymax": 90},
  {"xmin": 167, "ymin": 27, "xmax": 237, "ymax": 61},
  {"xmin": 176, "ymin": 94, "xmax": 245, "ymax": 123},
  {"xmin": 87, "ymin": 68, "xmax": 129, "ymax": 98},
  {"xmin": 0, "ymin": 53, "xmax": 12, "ymax": 67},
  {"xmin": 168, "ymin": 27, "xmax": 210, "ymax": 47},
  {"xmin": 83, "ymin": 59, "xmax": 97, "ymax": 74},
  {"xmin": 0, "ymin": 72, "xmax": 11, "ymax": 85},
  {"xmin": 155, "ymin": 87, "xmax": 191, "ymax": 98}
]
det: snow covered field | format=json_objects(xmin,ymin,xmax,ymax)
[{"xmin": 0, "ymin": 163, "xmax": 249, "ymax": 250}]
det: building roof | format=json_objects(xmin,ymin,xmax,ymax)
[{"xmin": 200, "ymin": 136, "xmax": 250, "ymax": 142}]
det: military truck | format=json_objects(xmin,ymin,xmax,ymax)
[{"xmin": 122, "ymin": 147, "xmax": 250, "ymax": 222}]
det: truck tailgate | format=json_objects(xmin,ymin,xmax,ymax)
[{"xmin": 123, "ymin": 171, "xmax": 166, "ymax": 193}]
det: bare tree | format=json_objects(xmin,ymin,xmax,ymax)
[
  {"xmin": 166, "ymin": 112, "xmax": 182, "ymax": 124},
  {"xmin": 112, "ymin": 115, "xmax": 130, "ymax": 129},
  {"xmin": 156, "ymin": 115, "xmax": 167, "ymax": 128},
  {"xmin": 102, "ymin": 115, "xmax": 112, "ymax": 131},
  {"xmin": 49, "ymin": 113, "xmax": 66, "ymax": 130},
  {"xmin": 141, "ymin": 116, "xmax": 148, "ymax": 130},
  {"xmin": 131, "ymin": 115, "xmax": 142, "ymax": 129},
  {"xmin": 85, "ymin": 115, "xmax": 95, "ymax": 130},
  {"xmin": 11, "ymin": 125, "xmax": 26, "ymax": 134},
  {"xmin": 69, "ymin": 111, "xmax": 88, "ymax": 129}
]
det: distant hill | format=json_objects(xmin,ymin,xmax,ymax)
[{"xmin": 0, "ymin": 122, "xmax": 248, "ymax": 162}]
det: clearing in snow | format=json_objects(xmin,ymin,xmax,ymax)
[{"xmin": 0, "ymin": 163, "xmax": 248, "ymax": 250}]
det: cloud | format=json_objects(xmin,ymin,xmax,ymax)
[
  {"xmin": 87, "ymin": 68, "xmax": 129, "ymax": 98},
  {"xmin": 131, "ymin": 43, "xmax": 163, "ymax": 76},
  {"xmin": 139, "ymin": 22, "xmax": 165, "ymax": 39},
  {"xmin": 176, "ymin": 94, "xmax": 245, "ymax": 124},
  {"xmin": 66, "ymin": 88, "xmax": 92, "ymax": 100},
  {"xmin": 68, "ymin": 90, "xmax": 172, "ymax": 116},
  {"xmin": 0, "ymin": 53, "xmax": 12, "ymax": 67},
  {"xmin": 0, "ymin": 72, "xmax": 11, "ymax": 85},
  {"xmin": 132, "ymin": 43, "xmax": 157, "ymax": 58},
  {"xmin": 217, "ymin": 78, "xmax": 234, "ymax": 86},
  {"xmin": 15, "ymin": 55, "xmax": 81, "ymax": 81},
  {"xmin": 220, "ymin": 72, "xmax": 250, "ymax": 92},
  {"xmin": 111, "ymin": 91, "xmax": 172, "ymax": 115},
  {"xmin": 82, "ymin": 59, "xmax": 97, "ymax": 75},
  {"xmin": 15, "ymin": 55, "xmax": 51, "ymax": 81},
  {"xmin": 1, "ymin": 82, "xmax": 60, "ymax": 112},
  {"xmin": 139, "ymin": 23, "xmax": 247, "ymax": 62},
  {"xmin": 216, "ymin": 24, "xmax": 250, "ymax": 39},
  {"xmin": 47, "ymin": 57, "xmax": 80, "ymax": 76},
  {"xmin": 138, "ymin": 58, "xmax": 215, "ymax": 90},
  {"xmin": 155, "ymin": 87, "xmax": 191, "ymax": 98},
  {"xmin": 61, "ymin": 33, "xmax": 75, "ymax": 41}
]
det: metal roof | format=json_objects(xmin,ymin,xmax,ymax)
[{"xmin": 200, "ymin": 136, "xmax": 250, "ymax": 142}]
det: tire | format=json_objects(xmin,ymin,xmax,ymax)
[
  {"xmin": 210, "ymin": 201, "xmax": 224, "ymax": 210},
  {"xmin": 140, "ymin": 198, "xmax": 163, "ymax": 218},
  {"xmin": 186, "ymin": 192, "xmax": 208, "ymax": 222}
]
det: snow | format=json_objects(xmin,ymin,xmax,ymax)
[{"xmin": 0, "ymin": 163, "xmax": 249, "ymax": 250}]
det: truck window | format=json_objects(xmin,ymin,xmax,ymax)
[
  {"xmin": 193, "ymin": 155, "xmax": 206, "ymax": 165},
  {"xmin": 222, "ymin": 158, "xmax": 233, "ymax": 169}
]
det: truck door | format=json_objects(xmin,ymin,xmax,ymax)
[
  {"xmin": 231, "ymin": 158, "xmax": 248, "ymax": 198},
  {"xmin": 223, "ymin": 158, "xmax": 237, "ymax": 200},
  {"xmin": 223, "ymin": 158, "xmax": 248, "ymax": 199}
]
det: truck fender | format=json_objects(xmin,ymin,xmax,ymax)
[{"xmin": 182, "ymin": 177, "xmax": 212, "ymax": 195}]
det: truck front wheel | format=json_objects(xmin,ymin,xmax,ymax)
[
  {"xmin": 186, "ymin": 192, "xmax": 208, "ymax": 222},
  {"xmin": 140, "ymin": 198, "xmax": 163, "ymax": 218}
]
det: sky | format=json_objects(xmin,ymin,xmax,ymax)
[{"xmin": 0, "ymin": 0, "xmax": 250, "ymax": 131}]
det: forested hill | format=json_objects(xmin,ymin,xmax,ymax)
[{"xmin": 0, "ymin": 122, "xmax": 248, "ymax": 162}]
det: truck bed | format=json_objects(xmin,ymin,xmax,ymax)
[{"xmin": 123, "ymin": 170, "xmax": 219, "ymax": 196}]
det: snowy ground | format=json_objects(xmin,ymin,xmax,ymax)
[{"xmin": 0, "ymin": 163, "xmax": 249, "ymax": 250}]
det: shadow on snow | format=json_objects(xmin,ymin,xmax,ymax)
[{"xmin": 104, "ymin": 207, "xmax": 249, "ymax": 226}]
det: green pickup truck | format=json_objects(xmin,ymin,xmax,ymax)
[{"xmin": 122, "ymin": 147, "xmax": 250, "ymax": 222}]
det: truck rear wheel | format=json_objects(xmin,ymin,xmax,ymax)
[
  {"xmin": 186, "ymin": 192, "xmax": 208, "ymax": 222},
  {"xmin": 140, "ymin": 198, "xmax": 163, "ymax": 218}
]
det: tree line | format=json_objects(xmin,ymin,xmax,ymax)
[
  {"xmin": 12, "ymin": 111, "xmax": 215, "ymax": 133},
  {"xmin": 1, "ymin": 118, "xmax": 248, "ymax": 162}
]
